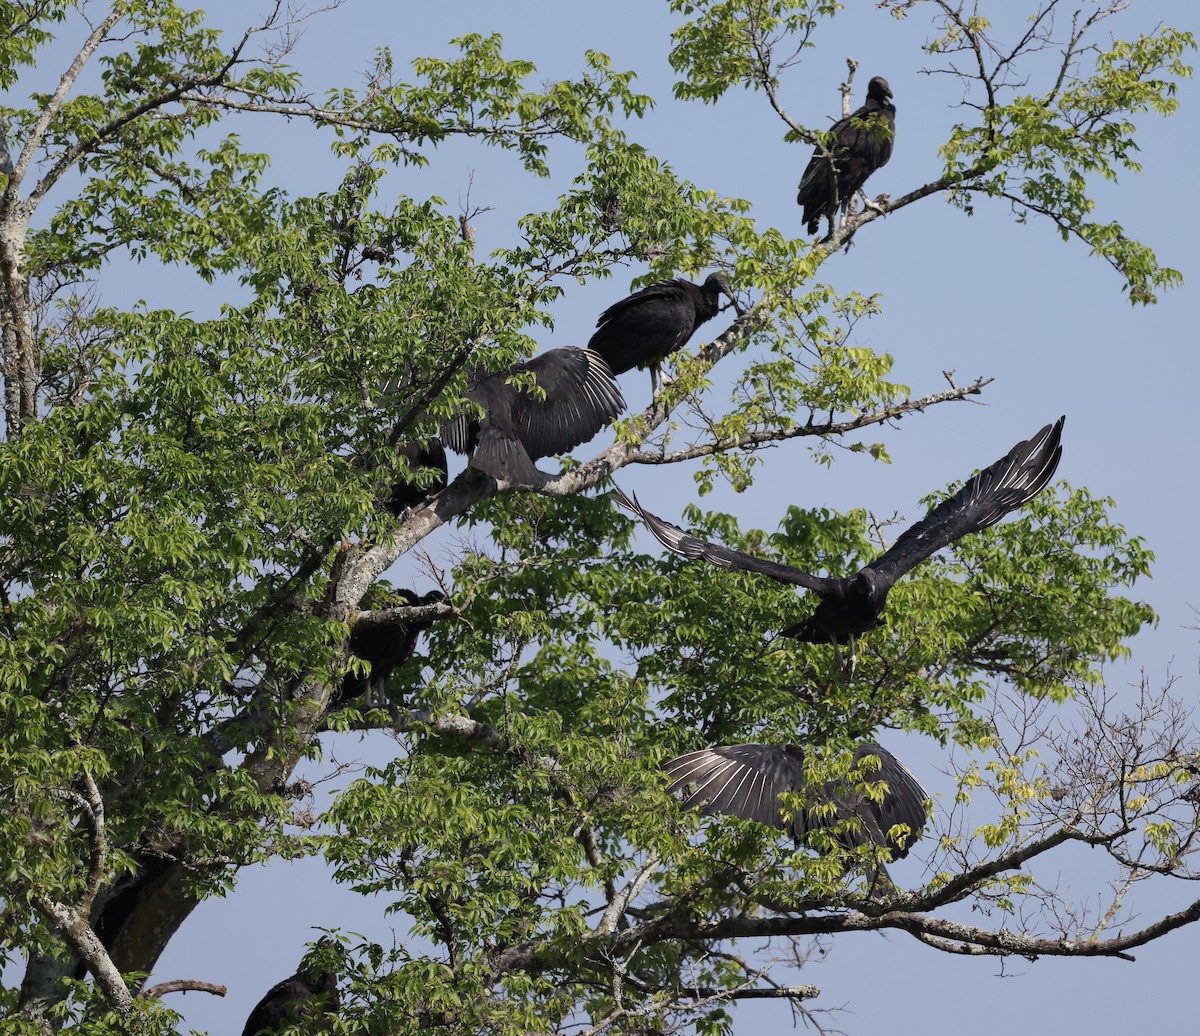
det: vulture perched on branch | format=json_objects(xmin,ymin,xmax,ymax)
[
  {"xmin": 242, "ymin": 940, "xmax": 340, "ymax": 1036},
  {"xmin": 335, "ymin": 589, "xmax": 448, "ymax": 709},
  {"xmin": 587, "ymin": 272, "xmax": 741, "ymax": 394},
  {"xmin": 442, "ymin": 347, "xmax": 624, "ymax": 486},
  {"xmin": 797, "ymin": 75, "xmax": 896, "ymax": 236},
  {"xmin": 386, "ymin": 438, "xmax": 448, "ymax": 515}
]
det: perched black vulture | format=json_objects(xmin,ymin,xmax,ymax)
[
  {"xmin": 386, "ymin": 437, "xmax": 448, "ymax": 515},
  {"xmin": 666, "ymin": 741, "xmax": 927, "ymax": 863},
  {"xmin": 442, "ymin": 346, "xmax": 625, "ymax": 486},
  {"xmin": 334, "ymin": 589, "xmax": 447, "ymax": 709},
  {"xmin": 587, "ymin": 272, "xmax": 741, "ymax": 394},
  {"xmin": 242, "ymin": 941, "xmax": 340, "ymax": 1036},
  {"xmin": 797, "ymin": 75, "xmax": 895, "ymax": 236},
  {"xmin": 613, "ymin": 417, "xmax": 1064, "ymax": 646},
  {"xmin": 73, "ymin": 850, "xmax": 175, "ymax": 979}
]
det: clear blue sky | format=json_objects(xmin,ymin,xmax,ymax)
[{"xmin": 7, "ymin": 1, "xmax": 1199, "ymax": 1032}]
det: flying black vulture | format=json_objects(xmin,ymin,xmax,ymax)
[
  {"xmin": 334, "ymin": 588, "xmax": 447, "ymax": 709},
  {"xmin": 588, "ymin": 272, "xmax": 741, "ymax": 394},
  {"xmin": 442, "ymin": 346, "xmax": 625, "ymax": 486},
  {"xmin": 797, "ymin": 75, "xmax": 895, "ymax": 236},
  {"xmin": 666, "ymin": 741, "xmax": 927, "ymax": 864},
  {"xmin": 613, "ymin": 417, "xmax": 1064, "ymax": 646},
  {"xmin": 242, "ymin": 940, "xmax": 340, "ymax": 1036},
  {"xmin": 386, "ymin": 438, "xmax": 448, "ymax": 515},
  {"xmin": 0, "ymin": 125, "xmax": 12, "ymax": 176}
]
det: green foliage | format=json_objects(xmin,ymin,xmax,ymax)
[
  {"xmin": 936, "ymin": 24, "xmax": 1194, "ymax": 302},
  {"xmin": 0, "ymin": 1, "xmax": 1189, "ymax": 1033},
  {"xmin": 668, "ymin": 0, "xmax": 841, "ymax": 103}
]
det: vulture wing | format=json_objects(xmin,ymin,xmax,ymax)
[
  {"xmin": 611, "ymin": 489, "xmax": 837, "ymax": 592},
  {"xmin": 869, "ymin": 417, "xmax": 1064, "ymax": 587},
  {"xmin": 506, "ymin": 347, "xmax": 625, "ymax": 460}
]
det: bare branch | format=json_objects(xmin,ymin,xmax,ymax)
[
  {"xmin": 141, "ymin": 979, "xmax": 228, "ymax": 999},
  {"xmin": 624, "ymin": 377, "xmax": 993, "ymax": 466},
  {"xmin": 351, "ymin": 600, "xmax": 457, "ymax": 630}
]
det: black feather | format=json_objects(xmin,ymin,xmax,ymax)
[
  {"xmin": 665, "ymin": 742, "xmax": 927, "ymax": 858},
  {"xmin": 588, "ymin": 272, "xmax": 740, "ymax": 393},
  {"xmin": 614, "ymin": 417, "xmax": 1064, "ymax": 644},
  {"xmin": 442, "ymin": 347, "xmax": 624, "ymax": 486},
  {"xmin": 797, "ymin": 76, "xmax": 895, "ymax": 235}
]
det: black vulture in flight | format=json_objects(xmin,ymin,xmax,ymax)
[
  {"xmin": 0, "ymin": 125, "xmax": 12, "ymax": 176},
  {"xmin": 666, "ymin": 741, "xmax": 927, "ymax": 866},
  {"xmin": 334, "ymin": 588, "xmax": 447, "ymax": 709},
  {"xmin": 587, "ymin": 272, "xmax": 741, "ymax": 394},
  {"xmin": 613, "ymin": 417, "xmax": 1064, "ymax": 647},
  {"xmin": 797, "ymin": 75, "xmax": 895, "ymax": 236},
  {"xmin": 442, "ymin": 346, "xmax": 625, "ymax": 486},
  {"xmin": 242, "ymin": 941, "xmax": 340, "ymax": 1036},
  {"xmin": 386, "ymin": 438, "xmax": 448, "ymax": 515}
]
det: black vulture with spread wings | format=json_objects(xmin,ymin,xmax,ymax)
[
  {"xmin": 666, "ymin": 741, "xmax": 927, "ymax": 865},
  {"xmin": 613, "ymin": 417, "xmax": 1064, "ymax": 646},
  {"xmin": 797, "ymin": 75, "xmax": 895, "ymax": 236},
  {"xmin": 587, "ymin": 272, "xmax": 740, "ymax": 394},
  {"xmin": 442, "ymin": 346, "xmax": 624, "ymax": 486}
]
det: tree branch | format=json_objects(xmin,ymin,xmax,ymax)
[
  {"xmin": 141, "ymin": 979, "xmax": 228, "ymax": 999},
  {"xmin": 34, "ymin": 898, "xmax": 131, "ymax": 1017},
  {"xmin": 625, "ymin": 377, "xmax": 993, "ymax": 465}
]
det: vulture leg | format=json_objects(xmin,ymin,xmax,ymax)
[{"xmin": 653, "ymin": 363, "xmax": 676, "ymax": 392}]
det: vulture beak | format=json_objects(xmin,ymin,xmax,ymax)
[{"xmin": 720, "ymin": 282, "xmax": 745, "ymax": 317}]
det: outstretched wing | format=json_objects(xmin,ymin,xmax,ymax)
[
  {"xmin": 844, "ymin": 744, "xmax": 929, "ymax": 859},
  {"xmin": 870, "ymin": 416, "xmax": 1064, "ymax": 586},
  {"xmin": 664, "ymin": 744, "xmax": 806, "ymax": 831},
  {"xmin": 505, "ymin": 347, "xmax": 625, "ymax": 460},
  {"xmin": 610, "ymin": 489, "xmax": 835, "ymax": 592},
  {"xmin": 665, "ymin": 742, "xmax": 928, "ymax": 856}
]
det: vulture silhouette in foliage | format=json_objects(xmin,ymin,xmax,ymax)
[
  {"xmin": 797, "ymin": 75, "xmax": 895, "ymax": 236},
  {"xmin": 613, "ymin": 417, "xmax": 1064, "ymax": 648},
  {"xmin": 242, "ymin": 940, "xmax": 340, "ymax": 1036},
  {"xmin": 442, "ymin": 346, "xmax": 624, "ymax": 486},
  {"xmin": 386, "ymin": 438, "xmax": 448, "ymax": 515},
  {"xmin": 334, "ymin": 589, "xmax": 447, "ymax": 709},
  {"xmin": 73, "ymin": 850, "xmax": 175, "ymax": 979},
  {"xmin": 666, "ymin": 742, "xmax": 927, "ymax": 870},
  {"xmin": 588, "ymin": 272, "xmax": 741, "ymax": 394}
]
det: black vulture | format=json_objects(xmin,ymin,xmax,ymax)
[
  {"xmin": 666, "ymin": 741, "xmax": 927, "ymax": 864},
  {"xmin": 334, "ymin": 588, "xmax": 447, "ymax": 709},
  {"xmin": 797, "ymin": 75, "xmax": 895, "ymax": 236},
  {"xmin": 242, "ymin": 940, "xmax": 340, "ymax": 1036},
  {"xmin": 587, "ymin": 272, "xmax": 741, "ymax": 394},
  {"xmin": 442, "ymin": 346, "xmax": 625, "ymax": 486},
  {"xmin": 73, "ymin": 850, "xmax": 174, "ymax": 979},
  {"xmin": 613, "ymin": 417, "xmax": 1064, "ymax": 647},
  {"xmin": 386, "ymin": 437, "xmax": 448, "ymax": 515}
]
